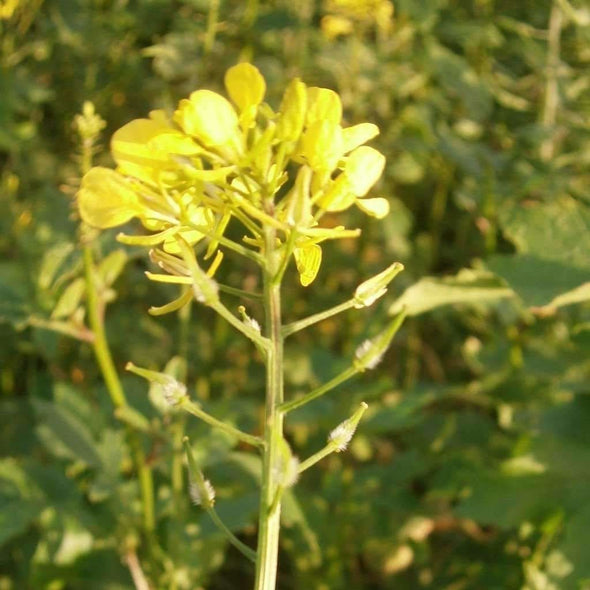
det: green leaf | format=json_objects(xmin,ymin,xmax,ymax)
[
  {"xmin": 487, "ymin": 255, "xmax": 589, "ymax": 307},
  {"xmin": 51, "ymin": 278, "xmax": 85, "ymax": 319},
  {"xmin": 0, "ymin": 498, "xmax": 42, "ymax": 546},
  {"xmin": 389, "ymin": 268, "xmax": 513, "ymax": 316},
  {"xmin": 33, "ymin": 398, "xmax": 102, "ymax": 468},
  {"xmin": 0, "ymin": 262, "xmax": 30, "ymax": 322},
  {"xmin": 38, "ymin": 243, "xmax": 75, "ymax": 291},
  {"xmin": 498, "ymin": 197, "xmax": 590, "ymax": 269},
  {"xmin": 97, "ymin": 249, "xmax": 127, "ymax": 288}
]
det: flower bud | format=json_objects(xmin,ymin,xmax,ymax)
[
  {"xmin": 238, "ymin": 306, "xmax": 261, "ymax": 333},
  {"xmin": 183, "ymin": 436, "xmax": 216, "ymax": 510},
  {"xmin": 189, "ymin": 479, "xmax": 216, "ymax": 508},
  {"xmin": 329, "ymin": 402, "xmax": 368, "ymax": 452},
  {"xmin": 353, "ymin": 310, "xmax": 406, "ymax": 371},
  {"xmin": 126, "ymin": 362, "xmax": 188, "ymax": 406},
  {"xmin": 353, "ymin": 262, "xmax": 404, "ymax": 308}
]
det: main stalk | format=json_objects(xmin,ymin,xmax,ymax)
[{"xmin": 254, "ymin": 225, "xmax": 284, "ymax": 590}]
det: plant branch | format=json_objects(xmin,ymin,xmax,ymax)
[
  {"xmin": 282, "ymin": 299, "xmax": 356, "ymax": 338},
  {"xmin": 179, "ymin": 398, "xmax": 264, "ymax": 448},
  {"xmin": 279, "ymin": 366, "xmax": 359, "ymax": 414}
]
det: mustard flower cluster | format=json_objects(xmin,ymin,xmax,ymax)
[
  {"xmin": 77, "ymin": 63, "xmax": 388, "ymax": 286},
  {"xmin": 321, "ymin": 0, "xmax": 394, "ymax": 39}
]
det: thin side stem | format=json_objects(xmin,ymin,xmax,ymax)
[
  {"xmin": 282, "ymin": 299, "xmax": 356, "ymax": 338},
  {"xmin": 209, "ymin": 508, "xmax": 257, "ymax": 562},
  {"xmin": 179, "ymin": 398, "xmax": 264, "ymax": 448},
  {"xmin": 298, "ymin": 443, "xmax": 338, "ymax": 474},
  {"xmin": 279, "ymin": 366, "xmax": 359, "ymax": 414},
  {"xmin": 540, "ymin": 0, "xmax": 563, "ymax": 162},
  {"xmin": 83, "ymin": 247, "xmax": 156, "ymax": 539}
]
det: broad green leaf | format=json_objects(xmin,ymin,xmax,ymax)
[
  {"xmin": 33, "ymin": 398, "xmax": 102, "ymax": 468},
  {"xmin": 498, "ymin": 197, "xmax": 590, "ymax": 269},
  {"xmin": 0, "ymin": 499, "xmax": 42, "ymax": 546},
  {"xmin": 487, "ymin": 255, "xmax": 589, "ymax": 307},
  {"xmin": 389, "ymin": 268, "xmax": 514, "ymax": 316}
]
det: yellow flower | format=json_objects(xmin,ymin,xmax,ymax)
[
  {"xmin": 224, "ymin": 62, "xmax": 266, "ymax": 129},
  {"xmin": 301, "ymin": 120, "xmax": 344, "ymax": 172},
  {"xmin": 320, "ymin": 15, "xmax": 354, "ymax": 40},
  {"xmin": 174, "ymin": 90, "xmax": 241, "ymax": 155},
  {"xmin": 77, "ymin": 167, "xmax": 142, "ymax": 229},
  {"xmin": 322, "ymin": 0, "xmax": 394, "ymax": 38},
  {"xmin": 111, "ymin": 112, "xmax": 199, "ymax": 184},
  {"xmin": 276, "ymin": 78, "xmax": 307, "ymax": 142},
  {"xmin": 76, "ymin": 63, "xmax": 387, "ymax": 288}
]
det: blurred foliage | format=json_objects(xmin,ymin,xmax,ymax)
[{"xmin": 1, "ymin": 0, "xmax": 589, "ymax": 589}]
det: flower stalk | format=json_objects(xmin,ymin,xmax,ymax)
[
  {"xmin": 73, "ymin": 64, "xmax": 406, "ymax": 590},
  {"xmin": 254, "ymin": 225, "xmax": 285, "ymax": 590}
]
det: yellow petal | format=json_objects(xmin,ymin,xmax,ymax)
[
  {"xmin": 224, "ymin": 63, "xmax": 266, "ymax": 113},
  {"xmin": 345, "ymin": 146, "xmax": 385, "ymax": 196},
  {"xmin": 342, "ymin": 123, "xmax": 380, "ymax": 153},
  {"xmin": 111, "ymin": 118, "xmax": 169, "ymax": 183},
  {"xmin": 276, "ymin": 78, "xmax": 307, "ymax": 142},
  {"xmin": 77, "ymin": 167, "xmax": 140, "ymax": 229},
  {"xmin": 294, "ymin": 243, "xmax": 322, "ymax": 286},
  {"xmin": 321, "ymin": 15, "xmax": 354, "ymax": 40},
  {"xmin": 316, "ymin": 174, "xmax": 356, "ymax": 211},
  {"xmin": 284, "ymin": 166, "xmax": 313, "ymax": 226},
  {"xmin": 306, "ymin": 87, "xmax": 342, "ymax": 126},
  {"xmin": 163, "ymin": 206, "xmax": 210, "ymax": 254},
  {"xmin": 301, "ymin": 120, "xmax": 344, "ymax": 172},
  {"xmin": 174, "ymin": 90, "xmax": 239, "ymax": 148},
  {"xmin": 356, "ymin": 197, "xmax": 390, "ymax": 218}
]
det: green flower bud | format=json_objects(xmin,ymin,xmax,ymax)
[
  {"xmin": 328, "ymin": 402, "xmax": 369, "ymax": 452},
  {"xmin": 126, "ymin": 362, "xmax": 188, "ymax": 406},
  {"xmin": 353, "ymin": 262, "xmax": 404, "ymax": 308},
  {"xmin": 353, "ymin": 310, "xmax": 406, "ymax": 371}
]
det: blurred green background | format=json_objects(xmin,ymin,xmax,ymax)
[{"xmin": 1, "ymin": 0, "xmax": 589, "ymax": 588}]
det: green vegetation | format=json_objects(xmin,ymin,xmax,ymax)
[{"xmin": 1, "ymin": 1, "xmax": 589, "ymax": 589}]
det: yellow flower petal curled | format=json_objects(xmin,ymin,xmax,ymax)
[
  {"xmin": 301, "ymin": 120, "xmax": 343, "ymax": 172},
  {"xmin": 276, "ymin": 78, "xmax": 307, "ymax": 142},
  {"xmin": 356, "ymin": 197, "xmax": 390, "ymax": 218},
  {"xmin": 342, "ymin": 123, "xmax": 380, "ymax": 153},
  {"xmin": 224, "ymin": 63, "xmax": 266, "ymax": 114},
  {"xmin": 345, "ymin": 146, "xmax": 385, "ymax": 196},
  {"xmin": 294, "ymin": 242, "xmax": 322, "ymax": 286},
  {"xmin": 77, "ymin": 167, "xmax": 141, "ymax": 228},
  {"xmin": 174, "ymin": 90, "xmax": 239, "ymax": 148},
  {"xmin": 306, "ymin": 87, "xmax": 342, "ymax": 126}
]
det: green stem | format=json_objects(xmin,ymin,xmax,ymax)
[
  {"xmin": 282, "ymin": 299, "xmax": 356, "ymax": 338},
  {"xmin": 83, "ymin": 246, "xmax": 156, "ymax": 539},
  {"xmin": 540, "ymin": 0, "xmax": 563, "ymax": 162},
  {"xmin": 279, "ymin": 366, "xmax": 359, "ymax": 414},
  {"xmin": 254, "ymin": 227, "xmax": 285, "ymax": 590},
  {"xmin": 209, "ymin": 508, "xmax": 257, "ymax": 563},
  {"xmin": 172, "ymin": 296, "xmax": 190, "ymax": 514},
  {"xmin": 298, "ymin": 442, "xmax": 338, "ymax": 474},
  {"xmin": 179, "ymin": 398, "xmax": 264, "ymax": 448},
  {"xmin": 203, "ymin": 0, "xmax": 220, "ymax": 54}
]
